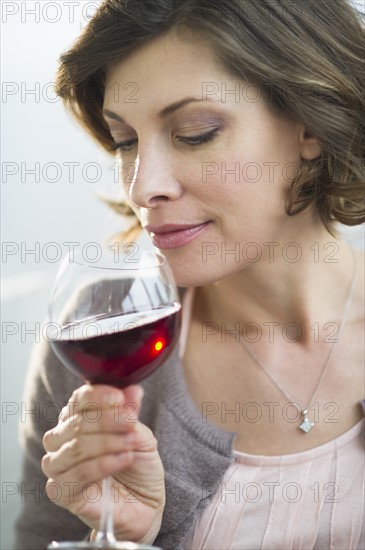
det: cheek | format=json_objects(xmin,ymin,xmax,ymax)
[
  {"xmin": 195, "ymin": 164, "xmax": 299, "ymax": 250},
  {"xmin": 199, "ymin": 165, "xmax": 284, "ymax": 219},
  {"xmin": 198, "ymin": 136, "xmax": 302, "ymax": 214}
]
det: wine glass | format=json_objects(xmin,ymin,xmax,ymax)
[{"xmin": 47, "ymin": 248, "xmax": 181, "ymax": 549}]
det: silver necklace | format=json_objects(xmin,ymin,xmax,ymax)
[{"xmin": 221, "ymin": 245, "xmax": 358, "ymax": 433}]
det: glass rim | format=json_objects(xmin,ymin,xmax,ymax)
[{"xmin": 63, "ymin": 249, "xmax": 166, "ymax": 271}]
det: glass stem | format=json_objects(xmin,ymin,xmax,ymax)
[{"xmin": 95, "ymin": 476, "xmax": 117, "ymax": 543}]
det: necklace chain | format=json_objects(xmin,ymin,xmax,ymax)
[{"xmin": 221, "ymin": 245, "xmax": 358, "ymax": 433}]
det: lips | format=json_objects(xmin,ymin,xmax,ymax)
[{"xmin": 145, "ymin": 222, "xmax": 211, "ymax": 249}]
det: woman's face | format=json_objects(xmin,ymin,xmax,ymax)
[{"xmin": 103, "ymin": 31, "xmax": 320, "ymax": 286}]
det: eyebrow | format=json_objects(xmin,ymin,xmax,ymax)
[{"xmin": 102, "ymin": 97, "xmax": 216, "ymax": 124}]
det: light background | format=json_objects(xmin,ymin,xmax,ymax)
[{"xmin": 1, "ymin": 1, "xmax": 364, "ymax": 548}]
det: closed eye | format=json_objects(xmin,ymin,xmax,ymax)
[
  {"xmin": 109, "ymin": 128, "xmax": 220, "ymax": 152},
  {"xmin": 177, "ymin": 128, "xmax": 220, "ymax": 146},
  {"xmin": 109, "ymin": 139, "xmax": 137, "ymax": 152}
]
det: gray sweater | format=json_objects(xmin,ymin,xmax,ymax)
[{"xmin": 14, "ymin": 337, "xmax": 235, "ymax": 549}]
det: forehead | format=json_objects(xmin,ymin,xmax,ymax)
[{"xmin": 103, "ymin": 31, "xmax": 232, "ymax": 109}]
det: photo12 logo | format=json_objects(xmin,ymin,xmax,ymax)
[
  {"xmin": 1, "ymin": 241, "xmax": 140, "ymax": 265},
  {"xmin": 2, "ymin": 81, "xmax": 139, "ymax": 105},
  {"xmin": 201, "ymin": 480, "xmax": 339, "ymax": 505},
  {"xmin": 201, "ymin": 241, "xmax": 340, "ymax": 264},
  {"xmin": 1, "ymin": 479, "xmax": 140, "ymax": 504},
  {"xmin": 1, "ymin": 1, "xmax": 100, "ymax": 26}
]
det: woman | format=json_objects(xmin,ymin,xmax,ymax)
[{"xmin": 15, "ymin": 0, "xmax": 364, "ymax": 548}]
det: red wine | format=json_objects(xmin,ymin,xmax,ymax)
[{"xmin": 51, "ymin": 304, "xmax": 181, "ymax": 387}]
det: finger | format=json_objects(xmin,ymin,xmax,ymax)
[
  {"xmin": 59, "ymin": 384, "xmax": 144, "ymax": 423},
  {"xmin": 44, "ymin": 398, "xmax": 142, "ymax": 453},
  {"xmin": 44, "ymin": 452, "xmax": 133, "ymax": 510},
  {"xmin": 42, "ymin": 431, "xmax": 138, "ymax": 478}
]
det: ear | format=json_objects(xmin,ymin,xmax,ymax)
[{"xmin": 298, "ymin": 125, "xmax": 322, "ymax": 160}]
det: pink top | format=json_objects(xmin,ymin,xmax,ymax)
[{"xmin": 179, "ymin": 287, "xmax": 365, "ymax": 550}]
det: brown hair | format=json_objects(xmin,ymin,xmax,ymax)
[{"xmin": 55, "ymin": 0, "xmax": 365, "ymax": 237}]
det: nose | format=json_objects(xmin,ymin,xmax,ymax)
[{"xmin": 127, "ymin": 140, "xmax": 183, "ymax": 209}]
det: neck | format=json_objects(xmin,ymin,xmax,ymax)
[{"xmin": 199, "ymin": 224, "xmax": 356, "ymax": 345}]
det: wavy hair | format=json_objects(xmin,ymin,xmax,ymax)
[{"xmin": 55, "ymin": 0, "xmax": 365, "ymax": 237}]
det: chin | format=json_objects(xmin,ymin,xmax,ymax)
[{"xmin": 168, "ymin": 260, "xmax": 237, "ymax": 288}]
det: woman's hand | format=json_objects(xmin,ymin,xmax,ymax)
[{"xmin": 42, "ymin": 384, "xmax": 165, "ymax": 544}]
